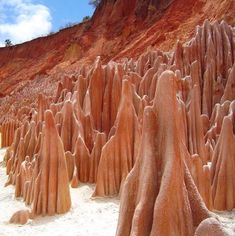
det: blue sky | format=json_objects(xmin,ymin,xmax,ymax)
[
  {"xmin": 37, "ymin": 0, "xmax": 94, "ymax": 31},
  {"xmin": 0, "ymin": 0, "xmax": 95, "ymax": 46}
]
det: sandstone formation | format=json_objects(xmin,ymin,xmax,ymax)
[
  {"xmin": 31, "ymin": 110, "xmax": 71, "ymax": 216},
  {"xmin": 194, "ymin": 218, "xmax": 230, "ymax": 236},
  {"xmin": 93, "ymin": 80, "xmax": 140, "ymax": 197},
  {"xmin": 116, "ymin": 71, "xmax": 210, "ymax": 236},
  {"xmin": 9, "ymin": 210, "xmax": 30, "ymax": 225},
  {"xmin": 0, "ymin": 119, "xmax": 19, "ymax": 148},
  {"xmin": 0, "ymin": 2, "xmax": 234, "ymax": 234},
  {"xmin": 211, "ymin": 115, "xmax": 235, "ymax": 211},
  {"xmin": 0, "ymin": 0, "xmax": 233, "ymax": 113}
]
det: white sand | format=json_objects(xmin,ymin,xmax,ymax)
[
  {"xmin": 0, "ymin": 148, "xmax": 120, "ymax": 236},
  {"xmin": 216, "ymin": 210, "xmax": 235, "ymax": 235},
  {"xmin": 1, "ymin": 148, "xmax": 235, "ymax": 236}
]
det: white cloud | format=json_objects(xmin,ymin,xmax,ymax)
[{"xmin": 0, "ymin": 0, "xmax": 52, "ymax": 46}]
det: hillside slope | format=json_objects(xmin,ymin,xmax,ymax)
[{"xmin": 0, "ymin": 0, "xmax": 234, "ymax": 99}]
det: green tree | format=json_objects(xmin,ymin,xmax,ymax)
[
  {"xmin": 89, "ymin": 0, "xmax": 101, "ymax": 8},
  {"xmin": 5, "ymin": 39, "xmax": 13, "ymax": 47},
  {"xmin": 82, "ymin": 16, "xmax": 91, "ymax": 22}
]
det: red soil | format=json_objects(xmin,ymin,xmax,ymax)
[{"xmin": 0, "ymin": 0, "xmax": 234, "ymax": 116}]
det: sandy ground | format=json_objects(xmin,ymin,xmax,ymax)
[
  {"xmin": 0, "ymin": 148, "xmax": 235, "ymax": 236},
  {"xmin": 0, "ymin": 148, "xmax": 120, "ymax": 236},
  {"xmin": 215, "ymin": 210, "xmax": 235, "ymax": 235}
]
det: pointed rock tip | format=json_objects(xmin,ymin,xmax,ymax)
[
  {"xmin": 157, "ymin": 70, "xmax": 176, "ymax": 92},
  {"xmin": 45, "ymin": 110, "xmax": 56, "ymax": 128},
  {"xmin": 221, "ymin": 116, "xmax": 233, "ymax": 135},
  {"xmin": 121, "ymin": 79, "xmax": 133, "ymax": 100}
]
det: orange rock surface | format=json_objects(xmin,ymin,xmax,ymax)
[
  {"xmin": 116, "ymin": 71, "xmax": 210, "ymax": 236},
  {"xmin": 9, "ymin": 210, "xmax": 30, "ymax": 225},
  {"xmin": 0, "ymin": 0, "xmax": 235, "ymax": 234}
]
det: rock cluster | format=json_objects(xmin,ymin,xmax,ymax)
[{"xmin": 1, "ymin": 20, "xmax": 235, "ymax": 235}]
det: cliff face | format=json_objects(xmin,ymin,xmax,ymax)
[{"xmin": 0, "ymin": 0, "xmax": 234, "ymax": 98}]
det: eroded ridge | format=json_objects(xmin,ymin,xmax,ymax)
[{"xmin": 0, "ymin": 21, "xmax": 234, "ymax": 235}]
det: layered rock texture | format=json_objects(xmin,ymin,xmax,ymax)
[
  {"xmin": 0, "ymin": 0, "xmax": 234, "ymax": 107},
  {"xmin": 0, "ymin": 0, "xmax": 235, "ymax": 234}
]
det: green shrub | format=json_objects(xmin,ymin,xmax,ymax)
[
  {"xmin": 5, "ymin": 39, "xmax": 13, "ymax": 47},
  {"xmin": 83, "ymin": 16, "xmax": 91, "ymax": 22}
]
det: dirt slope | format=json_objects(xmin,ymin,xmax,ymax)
[{"xmin": 0, "ymin": 0, "xmax": 234, "ymax": 115}]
